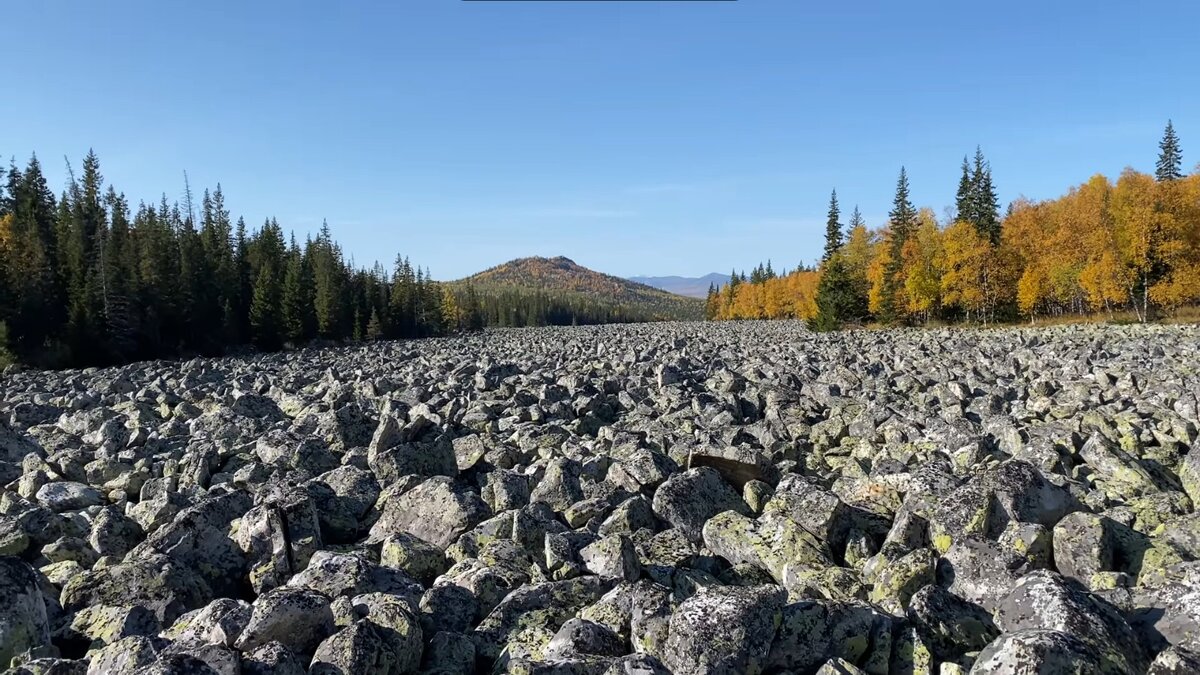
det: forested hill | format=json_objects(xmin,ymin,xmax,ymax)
[{"xmin": 452, "ymin": 256, "xmax": 705, "ymax": 324}]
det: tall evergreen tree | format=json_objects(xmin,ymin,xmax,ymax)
[
  {"xmin": 281, "ymin": 238, "xmax": 315, "ymax": 344},
  {"xmin": 955, "ymin": 156, "xmax": 972, "ymax": 222},
  {"xmin": 889, "ymin": 167, "xmax": 918, "ymax": 238},
  {"xmin": 849, "ymin": 204, "xmax": 865, "ymax": 230},
  {"xmin": 823, "ymin": 189, "xmax": 842, "ymax": 262},
  {"xmin": 250, "ymin": 263, "xmax": 282, "ymax": 350},
  {"xmin": 880, "ymin": 167, "xmax": 917, "ymax": 323},
  {"xmin": 810, "ymin": 254, "xmax": 867, "ymax": 331},
  {"xmin": 970, "ymin": 147, "xmax": 1001, "ymax": 242},
  {"xmin": 1157, "ymin": 120, "xmax": 1183, "ymax": 182},
  {"xmin": 102, "ymin": 187, "xmax": 137, "ymax": 359}
]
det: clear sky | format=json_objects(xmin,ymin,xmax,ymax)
[{"xmin": 3, "ymin": 1, "xmax": 1197, "ymax": 279}]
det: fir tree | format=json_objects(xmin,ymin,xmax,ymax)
[
  {"xmin": 880, "ymin": 167, "xmax": 917, "ymax": 324},
  {"xmin": 1157, "ymin": 120, "xmax": 1183, "ymax": 182},
  {"xmin": 822, "ymin": 189, "xmax": 842, "ymax": 261},
  {"xmin": 249, "ymin": 263, "xmax": 282, "ymax": 350},
  {"xmin": 704, "ymin": 282, "xmax": 719, "ymax": 320},
  {"xmin": 889, "ymin": 167, "xmax": 918, "ymax": 238},
  {"xmin": 366, "ymin": 306, "xmax": 384, "ymax": 340},
  {"xmin": 971, "ymin": 147, "xmax": 1001, "ymax": 242},
  {"xmin": 809, "ymin": 254, "xmax": 866, "ymax": 331},
  {"xmin": 849, "ymin": 204, "xmax": 865, "ymax": 230},
  {"xmin": 281, "ymin": 241, "xmax": 313, "ymax": 345},
  {"xmin": 955, "ymin": 156, "xmax": 972, "ymax": 222}
]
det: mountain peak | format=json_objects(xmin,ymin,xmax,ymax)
[{"xmin": 454, "ymin": 256, "xmax": 703, "ymax": 321}]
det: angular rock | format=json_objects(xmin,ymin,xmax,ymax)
[
  {"xmin": 661, "ymin": 585, "xmax": 786, "ymax": 675},
  {"xmin": 368, "ymin": 477, "xmax": 490, "ymax": 550},
  {"xmin": 233, "ymin": 587, "xmax": 335, "ymax": 659}
]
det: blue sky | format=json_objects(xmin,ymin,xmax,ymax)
[{"xmin": 3, "ymin": 1, "xmax": 1196, "ymax": 279}]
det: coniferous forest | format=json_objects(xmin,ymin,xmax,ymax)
[
  {"xmin": 707, "ymin": 122, "xmax": 1200, "ymax": 330},
  {"xmin": 0, "ymin": 150, "xmax": 658, "ymax": 369}
]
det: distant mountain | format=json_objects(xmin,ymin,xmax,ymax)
[
  {"xmin": 455, "ymin": 256, "xmax": 704, "ymax": 322},
  {"xmin": 628, "ymin": 273, "xmax": 727, "ymax": 299}
]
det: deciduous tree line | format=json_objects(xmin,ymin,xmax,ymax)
[{"xmin": 707, "ymin": 122, "xmax": 1200, "ymax": 329}]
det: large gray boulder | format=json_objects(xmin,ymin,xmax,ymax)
[
  {"xmin": 368, "ymin": 477, "xmax": 490, "ymax": 550},
  {"xmin": 661, "ymin": 584, "xmax": 786, "ymax": 675},
  {"xmin": 0, "ymin": 557, "xmax": 50, "ymax": 670},
  {"xmin": 970, "ymin": 629, "xmax": 1107, "ymax": 674},
  {"xmin": 653, "ymin": 467, "xmax": 748, "ymax": 542},
  {"xmin": 233, "ymin": 587, "xmax": 335, "ymax": 659},
  {"xmin": 993, "ymin": 570, "xmax": 1148, "ymax": 673}
]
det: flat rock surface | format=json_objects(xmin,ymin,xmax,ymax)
[{"xmin": 1, "ymin": 320, "xmax": 1199, "ymax": 673}]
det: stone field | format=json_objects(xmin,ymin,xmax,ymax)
[{"xmin": 2, "ymin": 321, "xmax": 1200, "ymax": 674}]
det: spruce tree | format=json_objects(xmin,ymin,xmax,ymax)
[
  {"xmin": 848, "ymin": 205, "xmax": 864, "ymax": 230},
  {"xmin": 1157, "ymin": 120, "xmax": 1183, "ymax": 182},
  {"xmin": 955, "ymin": 156, "xmax": 972, "ymax": 222},
  {"xmin": 366, "ymin": 307, "xmax": 383, "ymax": 340},
  {"xmin": 250, "ymin": 263, "xmax": 282, "ymax": 350},
  {"xmin": 704, "ymin": 282, "xmax": 719, "ymax": 320},
  {"xmin": 281, "ymin": 242, "xmax": 310, "ymax": 345},
  {"xmin": 810, "ymin": 254, "xmax": 865, "ymax": 331},
  {"xmin": 889, "ymin": 167, "xmax": 918, "ymax": 238},
  {"xmin": 823, "ymin": 189, "xmax": 842, "ymax": 262},
  {"xmin": 971, "ymin": 147, "xmax": 1001, "ymax": 242},
  {"xmin": 880, "ymin": 167, "xmax": 917, "ymax": 323}
]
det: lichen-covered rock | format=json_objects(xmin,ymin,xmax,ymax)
[
  {"xmin": 158, "ymin": 642, "xmax": 240, "ymax": 675},
  {"xmin": 160, "ymin": 598, "xmax": 251, "ymax": 648},
  {"xmin": 544, "ymin": 619, "xmax": 626, "ymax": 660},
  {"xmin": 3, "ymin": 316, "xmax": 1200, "ymax": 672},
  {"xmin": 65, "ymin": 603, "xmax": 160, "ymax": 647},
  {"xmin": 970, "ymin": 629, "xmax": 1107, "ymax": 674},
  {"xmin": 530, "ymin": 458, "xmax": 585, "ymax": 512},
  {"xmin": 472, "ymin": 576, "xmax": 614, "ymax": 667},
  {"xmin": 993, "ymin": 570, "xmax": 1148, "ymax": 673},
  {"xmin": 0, "ymin": 557, "xmax": 50, "ymax": 670},
  {"xmin": 368, "ymin": 477, "xmax": 490, "ymax": 550},
  {"xmin": 420, "ymin": 631, "xmax": 475, "ymax": 675},
  {"xmin": 347, "ymin": 592, "xmax": 424, "ymax": 673},
  {"xmin": 85, "ymin": 636, "xmax": 166, "ymax": 675},
  {"xmin": 5, "ymin": 657, "xmax": 88, "ymax": 675},
  {"xmin": 309, "ymin": 619, "xmax": 401, "ymax": 675},
  {"xmin": 60, "ymin": 555, "xmax": 211, "ymax": 627},
  {"xmin": 1147, "ymin": 646, "xmax": 1200, "ymax": 675},
  {"xmin": 231, "ymin": 488, "xmax": 321, "ymax": 594},
  {"xmin": 867, "ymin": 547, "xmax": 934, "ymax": 614},
  {"xmin": 129, "ymin": 652, "xmax": 221, "ymax": 675},
  {"xmin": 232, "ymin": 587, "xmax": 335, "ymax": 659},
  {"xmin": 380, "ymin": 532, "xmax": 448, "ymax": 586},
  {"xmin": 661, "ymin": 584, "xmax": 786, "ymax": 675},
  {"xmin": 1078, "ymin": 432, "xmax": 1162, "ymax": 501},
  {"xmin": 767, "ymin": 599, "xmax": 893, "ymax": 674},
  {"xmin": 285, "ymin": 550, "xmax": 422, "ymax": 605},
  {"xmin": 939, "ymin": 537, "xmax": 1025, "ymax": 611},
  {"xmin": 1181, "ymin": 447, "xmax": 1200, "ymax": 510},
  {"xmin": 34, "ymin": 483, "xmax": 103, "ymax": 513},
  {"xmin": 702, "ymin": 509, "xmax": 833, "ymax": 599},
  {"xmin": 87, "ymin": 508, "xmax": 143, "ymax": 558},
  {"xmin": 419, "ymin": 583, "xmax": 480, "ymax": 636},
  {"xmin": 238, "ymin": 640, "xmax": 304, "ymax": 675},
  {"xmin": 906, "ymin": 584, "xmax": 999, "ymax": 662},
  {"xmin": 579, "ymin": 535, "xmax": 639, "ymax": 582},
  {"xmin": 652, "ymin": 468, "xmax": 747, "ymax": 542}
]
